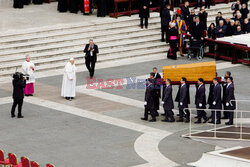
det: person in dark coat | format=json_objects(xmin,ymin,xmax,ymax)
[
  {"xmin": 195, "ymin": 0, "xmax": 202, "ymax": 9},
  {"xmin": 242, "ymin": 18, "xmax": 250, "ymax": 33},
  {"xmin": 195, "ymin": 78, "xmax": 208, "ymax": 123},
  {"xmin": 84, "ymin": 39, "xmax": 99, "ymax": 77},
  {"xmin": 23, "ymin": 0, "xmax": 30, "ymax": 5},
  {"xmin": 222, "ymin": 71, "xmax": 231, "ymax": 119},
  {"xmin": 205, "ymin": 0, "xmax": 211, "ymax": 9},
  {"xmin": 162, "ymin": 78, "xmax": 175, "ymax": 122},
  {"xmin": 188, "ymin": 9, "xmax": 196, "ymax": 30},
  {"xmin": 225, "ymin": 77, "xmax": 236, "ymax": 125},
  {"xmin": 215, "ymin": 12, "xmax": 225, "ymax": 26},
  {"xmin": 190, "ymin": 16, "xmax": 204, "ymax": 40},
  {"xmin": 139, "ymin": 0, "xmax": 151, "ymax": 29},
  {"xmin": 208, "ymin": 23, "xmax": 216, "ymax": 39},
  {"xmin": 215, "ymin": 20, "xmax": 227, "ymax": 38},
  {"xmin": 153, "ymin": 67, "xmax": 162, "ymax": 115},
  {"xmin": 240, "ymin": 3, "xmax": 249, "ymax": 19},
  {"xmin": 226, "ymin": 20, "xmax": 237, "ymax": 36},
  {"xmin": 167, "ymin": 22, "xmax": 178, "ymax": 60},
  {"xmin": 58, "ymin": 0, "xmax": 68, "ymax": 12},
  {"xmin": 161, "ymin": 4, "xmax": 171, "ymax": 42},
  {"xmin": 11, "ymin": 72, "xmax": 26, "ymax": 118},
  {"xmin": 181, "ymin": 1, "xmax": 190, "ymax": 27},
  {"xmin": 209, "ymin": 78, "xmax": 222, "ymax": 124},
  {"xmin": 234, "ymin": 25, "xmax": 244, "ymax": 35},
  {"xmin": 198, "ymin": 7, "xmax": 208, "ymax": 30},
  {"xmin": 97, "ymin": 0, "xmax": 107, "ymax": 17},
  {"xmin": 141, "ymin": 78, "xmax": 156, "ymax": 122},
  {"xmin": 176, "ymin": 77, "xmax": 190, "ymax": 123},
  {"xmin": 14, "ymin": 0, "xmax": 24, "ymax": 8},
  {"xmin": 160, "ymin": 0, "xmax": 168, "ymax": 17},
  {"xmin": 69, "ymin": 0, "xmax": 79, "ymax": 13}
]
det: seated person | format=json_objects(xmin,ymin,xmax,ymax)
[
  {"xmin": 215, "ymin": 20, "xmax": 227, "ymax": 38},
  {"xmin": 234, "ymin": 25, "xmax": 244, "ymax": 35}
]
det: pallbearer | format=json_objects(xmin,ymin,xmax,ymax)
[
  {"xmin": 153, "ymin": 67, "xmax": 161, "ymax": 115},
  {"xmin": 225, "ymin": 77, "xmax": 236, "ymax": 125},
  {"xmin": 61, "ymin": 58, "xmax": 77, "ymax": 101},
  {"xmin": 222, "ymin": 71, "xmax": 231, "ymax": 119},
  {"xmin": 195, "ymin": 78, "xmax": 208, "ymax": 124},
  {"xmin": 22, "ymin": 55, "xmax": 35, "ymax": 96},
  {"xmin": 161, "ymin": 79, "xmax": 175, "ymax": 122}
]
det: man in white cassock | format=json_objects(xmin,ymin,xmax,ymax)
[
  {"xmin": 61, "ymin": 58, "xmax": 77, "ymax": 101},
  {"xmin": 22, "ymin": 55, "xmax": 35, "ymax": 96}
]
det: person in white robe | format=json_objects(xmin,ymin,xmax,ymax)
[
  {"xmin": 61, "ymin": 58, "xmax": 77, "ymax": 101},
  {"xmin": 22, "ymin": 55, "xmax": 35, "ymax": 96}
]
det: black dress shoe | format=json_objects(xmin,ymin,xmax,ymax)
[
  {"xmin": 225, "ymin": 122, "xmax": 233, "ymax": 125},
  {"xmin": 17, "ymin": 115, "xmax": 24, "ymax": 118},
  {"xmin": 216, "ymin": 121, "xmax": 221, "ymax": 124},
  {"xmin": 208, "ymin": 120, "xmax": 215, "ymax": 124},
  {"xmin": 11, "ymin": 115, "xmax": 16, "ymax": 118},
  {"xmin": 203, "ymin": 117, "xmax": 209, "ymax": 123},
  {"xmin": 194, "ymin": 120, "xmax": 201, "ymax": 124},
  {"xmin": 161, "ymin": 119, "xmax": 169, "ymax": 122},
  {"xmin": 177, "ymin": 119, "xmax": 184, "ymax": 122},
  {"xmin": 149, "ymin": 119, "xmax": 156, "ymax": 122},
  {"xmin": 161, "ymin": 39, "xmax": 165, "ymax": 42},
  {"xmin": 185, "ymin": 119, "xmax": 190, "ymax": 123},
  {"xmin": 169, "ymin": 118, "xmax": 175, "ymax": 122},
  {"xmin": 141, "ymin": 117, "xmax": 148, "ymax": 121}
]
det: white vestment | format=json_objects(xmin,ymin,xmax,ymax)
[
  {"xmin": 22, "ymin": 60, "xmax": 35, "ymax": 84},
  {"xmin": 61, "ymin": 62, "xmax": 77, "ymax": 97}
]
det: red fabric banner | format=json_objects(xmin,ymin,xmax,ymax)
[{"xmin": 84, "ymin": 0, "xmax": 90, "ymax": 13}]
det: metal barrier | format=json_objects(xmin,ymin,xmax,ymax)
[{"xmin": 184, "ymin": 100, "xmax": 250, "ymax": 141}]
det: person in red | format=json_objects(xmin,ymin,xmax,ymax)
[{"xmin": 80, "ymin": 0, "xmax": 92, "ymax": 15}]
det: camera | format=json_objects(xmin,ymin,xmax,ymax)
[{"xmin": 13, "ymin": 72, "xmax": 29, "ymax": 80}]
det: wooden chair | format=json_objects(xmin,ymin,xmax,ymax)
[
  {"xmin": 30, "ymin": 161, "xmax": 39, "ymax": 167},
  {"xmin": 0, "ymin": 149, "xmax": 10, "ymax": 167},
  {"xmin": 46, "ymin": 163, "xmax": 55, "ymax": 167},
  {"xmin": 8, "ymin": 153, "xmax": 22, "ymax": 167},
  {"xmin": 20, "ymin": 157, "xmax": 30, "ymax": 167}
]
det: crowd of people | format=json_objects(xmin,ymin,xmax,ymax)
[{"xmin": 141, "ymin": 69, "xmax": 236, "ymax": 126}]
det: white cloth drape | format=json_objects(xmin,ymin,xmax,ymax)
[
  {"xmin": 61, "ymin": 62, "xmax": 77, "ymax": 97},
  {"xmin": 22, "ymin": 61, "xmax": 35, "ymax": 84}
]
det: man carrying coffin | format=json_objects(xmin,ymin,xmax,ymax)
[
  {"xmin": 225, "ymin": 77, "xmax": 236, "ymax": 125},
  {"xmin": 195, "ymin": 78, "xmax": 208, "ymax": 124},
  {"xmin": 84, "ymin": 39, "xmax": 99, "ymax": 78},
  {"xmin": 153, "ymin": 67, "xmax": 161, "ymax": 116},
  {"xmin": 161, "ymin": 78, "xmax": 175, "ymax": 122},
  {"xmin": 22, "ymin": 55, "xmax": 35, "ymax": 96},
  {"xmin": 61, "ymin": 58, "xmax": 77, "ymax": 101}
]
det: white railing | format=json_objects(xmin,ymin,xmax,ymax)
[{"xmin": 184, "ymin": 100, "xmax": 250, "ymax": 141}]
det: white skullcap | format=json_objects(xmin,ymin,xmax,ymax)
[{"xmin": 70, "ymin": 57, "xmax": 74, "ymax": 61}]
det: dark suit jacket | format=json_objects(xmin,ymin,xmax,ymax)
[
  {"xmin": 12, "ymin": 79, "xmax": 26, "ymax": 100},
  {"xmin": 139, "ymin": 0, "xmax": 150, "ymax": 18},
  {"xmin": 190, "ymin": 22, "xmax": 204, "ymax": 39},
  {"xmin": 195, "ymin": 84, "xmax": 206, "ymax": 109},
  {"xmin": 212, "ymin": 83, "xmax": 222, "ymax": 109},
  {"xmin": 207, "ymin": 84, "xmax": 214, "ymax": 108},
  {"xmin": 163, "ymin": 85, "xmax": 174, "ymax": 110},
  {"xmin": 144, "ymin": 83, "xmax": 155, "ymax": 109},
  {"xmin": 161, "ymin": 8, "xmax": 171, "ymax": 26},
  {"xmin": 225, "ymin": 83, "xmax": 236, "ymax": 110},
  {"xmin": 84, "ymin": 44, "xmax": 99, "ymax": 62},
  {"xmin": 178, "ymin": 84, "xmax": 188, "ymax": 109},
  {"xmin": 153, "ymin": 73, "xmax": 162, "ymax": 98},
  {"xmin": 215, "ymin": 25, "xmax": 227, "ymax": 38}
]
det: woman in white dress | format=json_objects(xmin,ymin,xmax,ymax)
[{"xmin": 61, "ymin": 58, "xmax": 77, "ymax": 101}]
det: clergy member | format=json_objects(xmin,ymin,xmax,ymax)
[
  {"xmin": 61, "ymin": 58, "xmax": 77, "ymax": 101},
  {"xmin": 22, "ymin": 55, "xmax": 35, "ymax": 96}
]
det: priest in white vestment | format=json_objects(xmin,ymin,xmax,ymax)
[
  {"xmin": 22, "ymin": 55, "xmax": 35, "ymax": 96},
  {"xmin": 61, "ymin": 58, "xmax": 77, "ymax": 101}
]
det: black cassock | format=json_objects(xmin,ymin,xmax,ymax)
[
  {"xmin": 14, "ymin": 0, "xmax": 24, "ymax": 8},
  {"xmin": 97, "ymin": 0, "xmax": 107, "ymax": 17},
  {"xmin": 33, "ymin": 0, "xmax": 43, "ymax": 4},
  {"xmin": 23, "ymin": 0, "xmax": 31, "ymax": 5},
  {"xmin": 58, "ymin": 0, "xmax": 68, "ymax": 12},
  {"xmin": 167, "ymin": 27, "xmax": 178, "ymax": 60},
  {"xmin": 69, "ymin": 0, "xmax": 80, "ymax": 13}
]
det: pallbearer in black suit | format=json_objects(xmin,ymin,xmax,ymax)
[
  {"xmin": 141, "ymin": 78, "xmax": 156, "ymax": 122},
  {"xmin": 195, "ymin": 78, "xmax": 208, "ymax": 124},
  {"xmin": 84, "ymin": 39, "xmax": 99, "ymax": 78},
  {"xmin": 139, "ymin": 0, "xmax": 151, "ymax": 29},
  {"xmin": 225, "ymin": 77, "xmax": 236, "ymax": 125},
  {"xmin": 176, "ymin": 77, "xmax": 190, "ymax": 123},
  {"xmin": 162, "ymin": 79, "xmax": 175, "ymax": 122},
  {"xmin": 209, "ymin": 78, "xmax": 222, "ymax": 124},
  {"xmin": 153, "ymin": 67, "xmax": 161, "ymax": 115},
  {"xmin": 222, "ymin": 71, "xmax": 231, "ymax": 119}
]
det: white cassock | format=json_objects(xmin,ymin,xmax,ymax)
[
  {"xmin": 61, "ymin": 62, "xmax": 76, "ymax": 97},
  {"xmin": 22, "ymin": 60, "xmax": 35, "ymax": 84}
]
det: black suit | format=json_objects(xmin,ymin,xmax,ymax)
[
  {"xmin": 211, "ymin": 83, "xmax": 222, "ymax": 122},
  {"xmin": 163, "ymin": 85, "xmax": 174, "ymax": 120},
  {"xmin": 144, "ymin": 84, "xmax": 156, "ymax": 119},
  {"xmin": 207, "ymin": 84, "xmax": 214, "ymax": 109},
  {"xmin": 181, "ymin": 6, "xmax": 190, "ymax": 27},
  {"xmin": 222, "ymin": 81, "xmax": 228, "ymax": 118},
  {"xmin": 176, "ymin": 84, "xmax": 190, "ymax": 121},
  {"xmin": 153, "ymin": 73, "xmax": 162, "ymax": 111},
  {"xmin": 139, "ymin": 0, "xmax": 150, "ymax": 28},
  {"xmin": 225, "ymin": 83, "xmax": 236, "ymax": 124},
  {"xmin": 190, "ymin": 22, "xmax": 204, "ymax": 39},
  {"xmin": 84, "ymin": 44, "xmax": 99, "ymax": 77},
  {"xmin": 11, "ymin": 79, "xmax": 26, "ymax": 117},
  {"xmin": 161, "ymin": 7, "xmax": 171, "ymax": 42},
  {"xmin": 195, "ymin": 84, "xmax": 207, "ymax": 120}
]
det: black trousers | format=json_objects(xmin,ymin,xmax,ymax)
[
  {"xmin": 140, "ymin": 17, "xmax": 148, "ymax": 28},
  {"xmin": 228, "ymin": 110, "xmax": 234, "ymax": 124},
  {"xmin": 195, "ymin": 0, "xmax": 202, "ymax": 8},
  {"xmin": 144, "ymin": 107, "xmax": 155, "ymax": 119},
  {"xmin": 11, "ymin": 99, "xmax": 23, "ymax": 116},
  {"xmin": 85, "ymin": 58, "xmax": 96, "ymax": 77},
  {"xmin": 197, "ymin": 109, "xmax": 207, "ymax": 119},
  {"xmin": 161, "ymin": 25, "xmax": 169, "ymax": 41},
  {"xmin": 179, "ymin": 108, "xmax": 190, "ymax": 120},
  {"xmin": 205, "ymin": 0, "xmax": 211, "ymax": 8},
  {"xmin": 164, "ymin": 109, "xmax": 174, "ymax": 119},
  {"xmin": 211, "ymin": 110, "xmax": 221, "ymax": 122}
]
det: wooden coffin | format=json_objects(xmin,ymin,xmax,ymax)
[{"xmin": 162, "ymin": 61, "xmax": 216, "ymax": 82}]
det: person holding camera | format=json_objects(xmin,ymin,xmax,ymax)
[
  {"xmin": 84, "ymin": 39, "xmax": 99, "ymax": 78},
  {"xmin": 11, "ymin": 72, "xmax": 26, "ymax": 118},
  {"xmin": 22, "ymin": 55, "xmax": 35, "ymax": 96}
]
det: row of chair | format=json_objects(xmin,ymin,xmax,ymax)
[{"xmin": 0, "ymin": 149, "xmax": 55, "ymax": 167}]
